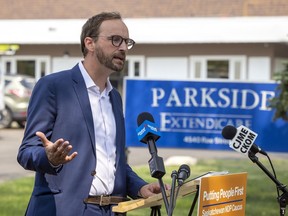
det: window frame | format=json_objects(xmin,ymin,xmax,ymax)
[{"xmin": 189, "ymin": 55, "xmax": 247, "ymax": 80}]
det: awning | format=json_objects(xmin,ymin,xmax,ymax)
[{"xmin": 0, "ymin": 16, "xmax": 287, "ymax": 44}]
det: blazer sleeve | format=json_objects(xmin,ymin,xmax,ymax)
[
  {"xmin": 126, "ymin": 164, "xmax": 148, "ymax": 199},
  {"xmin": 17, "ymin": 75, "xmax": 59, "ymax": 175}
]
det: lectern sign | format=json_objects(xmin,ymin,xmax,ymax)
[{"xmin": 198, "ymin": 173, "xmax": 247, "ymax": 216}]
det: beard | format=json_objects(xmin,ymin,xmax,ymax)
[{"xmin": 95, "ymin": 47, "xmax": 126, "ymax": 72}]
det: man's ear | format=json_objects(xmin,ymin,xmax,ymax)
[{"xmin": 84, "ymin": 37, "xmax": 96, "ymax": 52}]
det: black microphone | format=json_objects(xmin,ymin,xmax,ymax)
[
  {"xmin": 136, "ymin": 112, "xmax": 166, "ymax": 179},
  {"xmin": 177, "ymin": 164, "xmax": 190, "ymax": 186},
  {"xmin": 137, "ymin": 112, "xmax": 160, "ymax": 156},
  {"xmin": 222, "ymin": 125, "xmax": 267, "ymax": 156}
]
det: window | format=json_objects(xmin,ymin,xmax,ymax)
[
  {"xmin": 207, "ymin": 60, "xmax": 229, "ymax": 79},
  {"xmin": 190, "ymin": 56, "xmax": 246, "ymax": 80},
  {"xmin": 1, "ymin": 56, "xmax": 50, "ymax": 80},
  {"xmin": 127, "ymin": 56, "xmax": 145, "ymax": 77},
  {"xmin": 5, "ymin": 62, "xmax": 11, "ymax": 74},
  {"xmin": 110, "ymin": 60, "xmax": 128, "ymax": 92},
  {"xmin": 17, "ymin": 60, "xmax": 36, "ymax": 77},
  {"xmin": 134, "ymin": 61, "xmax": 140, "ymax": 77},
  {"xmin": 109, "ymin": 56, "xmax": 145, "ymax": 96}
]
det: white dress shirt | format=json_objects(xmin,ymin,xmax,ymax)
[{"xmin": 78, "ymin": 61, "xmax": 116, "ymax": 195}]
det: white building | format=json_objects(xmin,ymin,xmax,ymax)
[{"xmin": 0, "ymin": 16, "xmax": 288, "ymax": 94}]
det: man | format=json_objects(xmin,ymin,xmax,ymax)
[{"xmin": 17, "ymin": 12, "xmax": 162, "ymax": 216}]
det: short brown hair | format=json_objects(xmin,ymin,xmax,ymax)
[{"xmin": 80, "ymin": 12, "xmax": 122, "ymax": 57}]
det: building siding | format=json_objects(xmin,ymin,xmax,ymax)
[{"xmin": 0, "ymin": 0, "xmax": 287, "ymax": 19}]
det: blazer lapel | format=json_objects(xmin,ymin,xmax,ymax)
[
  {"xmin": 110, "ymin": 89, "xmax": 124, "ymax": 166},
  {"xmin": 71, "ymin": 66, "xmax": 96, "ymax": 154}
]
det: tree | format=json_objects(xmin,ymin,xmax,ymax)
[{"xmin": 269, "ymin": 63, "xmax": 288, "ymax": 121}]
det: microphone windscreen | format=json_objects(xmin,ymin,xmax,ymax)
[
  {"xmin": 137, "ymin": 112, "xmax": 155, "ymax": 126},
  {"xmin": 222, "ymin": 125, "xmax": 237, "ymax": 140},
  {"xmin": 178, "ymin": 164, "xmax": 190, "ymax": 176}
]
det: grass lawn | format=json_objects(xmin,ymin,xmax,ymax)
[{"xmin": 0, "ymin": 156, "xmax": 287, "ymax": 215}]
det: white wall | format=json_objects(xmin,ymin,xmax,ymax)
[
  {"xmin": 146, "ymin": 57, "xmax": 188, "ymax": 79},
  {"xmin": 52, "ymin": 57, "xmax": 81, "ymax": 73},
  {"xmin": 248, "ymin": 57, "xmax": 270, "ymax": 81}
]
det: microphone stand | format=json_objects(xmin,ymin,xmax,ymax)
[
  {"xmin": 146, "ymin": 139, "xmax": 190, "ymax": 215},
  {"xmin": 147, "ymin": 139, "xmax": 169, "ymax": 215},
  {"xmin": 168, "ymin": 170, "xmax": 178, "ymax": 216},
  {"xmin": 248, "ymin": 151, "xmax": 288, "ymax": 216}
]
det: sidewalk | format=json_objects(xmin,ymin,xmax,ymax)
[{"xmin": 126, "ymin": 146, "xmax": 288, "ymax": 166}]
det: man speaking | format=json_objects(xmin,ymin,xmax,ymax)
[{"xmin": 17, "ymin": 12, "xmax": 161, "ymax": 216}]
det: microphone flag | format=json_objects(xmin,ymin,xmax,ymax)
[
  {"xmin": 136, "ymin": 120, "xmax": 161, "ymax": 143},
  {"xmin": 229, "ymin": 125, "xmax": 258, "ymax": 155}
]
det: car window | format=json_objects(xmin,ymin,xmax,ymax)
[
  {"xmin": 20, "ymin": 79, "xmax": 35, "ymax": 89},
  {"xmin": 4, "ymin": 80, "xmax": 12, "ymax": 87}
]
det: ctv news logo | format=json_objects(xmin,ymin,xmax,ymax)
[
  {"xmin": 229, "ymin": 125, "xmax": 258, "ymax": 155},
  {"xmin": 137, "ymin": 122, "xmax": 158, "ymax": 137},
  {"xmin": 136, "ymin": 120, "xmax": 161, "ymax": 142}
]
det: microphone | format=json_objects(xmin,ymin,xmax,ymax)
[
  {"xmin": 177, "ymin": 164, "xmax": 190, "ymax": 186},
  {"xmin": 222, "ymin": 125, "xmax": 267, "ymax": 156},
  {"xmin": 136, "ymin": 112, "xmax": 165, "ymax": 179},
  {"xmin": 169, "ymin": 165, "xmax": 190, "ymax": 216},
  {"xmin": 136, "ymin": 112, "xmax": 160, "ymax": 155}
]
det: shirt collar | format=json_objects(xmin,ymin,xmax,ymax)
[{"xmin": 78, "ymin": 61, "xmax": 113, "ymax": 96}]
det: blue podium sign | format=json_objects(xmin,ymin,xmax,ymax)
[{"xmin": 124, "ymin": 78, "xmax": 288, "ymax": 152}]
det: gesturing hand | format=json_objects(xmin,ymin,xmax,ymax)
[{"xmin": 36, "ymin": 131, "xmax": 78, "ymax": 166}]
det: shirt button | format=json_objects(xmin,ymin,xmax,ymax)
[{"xmin": 91, "ymin": 170, "xmax": 96, "ymax": 176}]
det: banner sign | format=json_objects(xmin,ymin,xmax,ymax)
[
  {"xmin": 124, "ymin": 78, "xmax": 288, "ymax": 152},
  {"xmin": 198, "ymin": 173, "xmax": 247, "ymax": 216}
]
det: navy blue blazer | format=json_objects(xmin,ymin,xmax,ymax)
[{"xmin": 17, "ymin": 64, "xmax": 147, "ymax": 216}]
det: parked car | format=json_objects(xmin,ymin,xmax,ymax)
[{"xmin": 0, "ymin": 74, "xmax": 35, "ymax": 128}]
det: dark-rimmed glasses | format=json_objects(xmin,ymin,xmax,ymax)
[{"xmin": 96, "ymin": 35, "xmax": 135, "ymax": 50}]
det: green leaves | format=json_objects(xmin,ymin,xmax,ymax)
[{"xmin": 269, "ymin": 63, "xmax": 288, "ymax": 121}]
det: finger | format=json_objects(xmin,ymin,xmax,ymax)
[
  {"xmin": 65, "ymin": 152, "xmax": 78, "ymax": 162},
  {"xmin": 165, "ymin": 184, "xmax": 171, "ymax": 190},
  {"xmin": 55, "ymin": 140, "xmax": 69, "ymax": 152},
  {"xmin": 145, "ymin": 190, "xmax": 156, "ymax": 198},
  {"xmin": 59, "ymin": 143, "xmax": 73, "ymax": 156},
  {"xmin": 36, "ymin": 131, "xmax": 50, "ymax": 147},
  {"xmin": 48, "ymin": 138, "xmax": 66, "ymax": 155},
  {"xmin": 57, "ymin": 144, "xmax": 77, "ymax": 161},
  {"xmin": 48, "ymin": 148, "xmax": 73, "ymax": 166}
]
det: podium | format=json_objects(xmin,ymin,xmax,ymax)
[
  {"xmin": 112, "ymin": 172, "xmax": 247, "ymax": 216},
  {"xmin": 113, "ymin": 178, "xmax": 198, "ymax": 214}
]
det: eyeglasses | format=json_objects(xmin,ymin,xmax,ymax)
[{"xmin": 97, "ymin": 35, "xmax": 135, "ymax": 50}]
